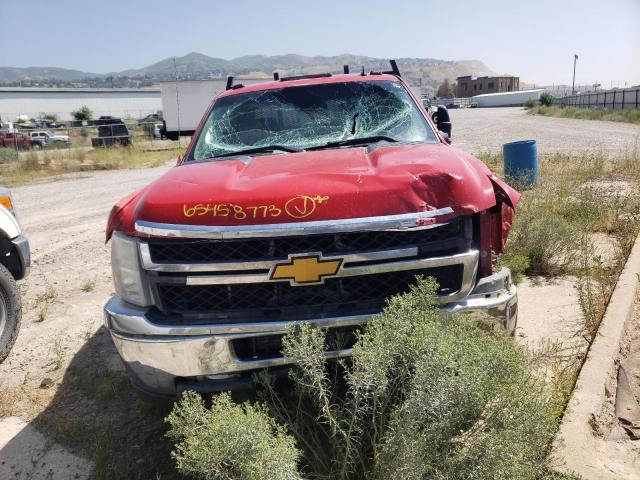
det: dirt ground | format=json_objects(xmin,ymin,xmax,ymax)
[{"xmin": 0, "ymin": 107, "xmax": 638, "ymax": 478}]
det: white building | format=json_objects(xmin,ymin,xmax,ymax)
[
  {"xmin": 472, "ymin": 89, "xmax": 545, "ymax": 107},
  {"xmin": 160, "ymin": 78, "xmax": 268, "ymax": 134},
  {"xmin": 0, "ymin": 87, "xmax": 162, "ymax": 121}
]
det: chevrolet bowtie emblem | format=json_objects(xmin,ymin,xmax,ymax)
[{"xmin": 270, "ymin": 254, "xmax": 343, "ymax": 286}]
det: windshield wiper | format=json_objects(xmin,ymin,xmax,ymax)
[
  {"xmin": 213, "ymin": 145, "xmax": 301, "ymax": 158},
  {"xmin": 306, "ymin": 135, "xmax": 398, "ymax": 151}
]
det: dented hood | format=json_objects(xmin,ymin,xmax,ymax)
[{"xmin": 121, "ymin": 143, "xmax": 519, "ymax": 234}]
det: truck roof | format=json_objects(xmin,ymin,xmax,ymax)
[{"xmin": 216, "ymin": 73, "xmax": 402, "ymax": 99}]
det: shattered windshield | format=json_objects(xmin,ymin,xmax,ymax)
[{"xmin": 189, "ymin": 80, "xmax": 438, "ymax": 161}]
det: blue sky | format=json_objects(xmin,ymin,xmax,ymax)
[{"xmin": 1, "ymin": 0, "xmax": 638, "ymax": 86}]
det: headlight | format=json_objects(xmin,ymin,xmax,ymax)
[
  {"xmin": 0, "ymin": 187, "xmax": 16, "ymax": 217},
  {"xmin": 111, "ymin": 231, "xmax": 152, "ymax": 306}
]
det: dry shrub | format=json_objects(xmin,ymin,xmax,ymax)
[
  {"xmin": 167, "ymin": 392, "xmax": 301, "ymax": 480},
  {"xmin": 167, "ymin": 279, "xmax": 572, "ymax": 480}
]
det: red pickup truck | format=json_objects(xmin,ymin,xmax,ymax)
[
  {"xmin": 104, "ymin": 62, "xmax": 520, "ymax": 399},
  {"xmin": 0, "ymin": 132, "xmax": 33, "ymax": 150}
]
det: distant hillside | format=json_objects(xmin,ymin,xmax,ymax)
[
  {"xmin": 0, "ymin": 53, "xmax": 497, "ymax": 93},
  {"xmin": 114, "ymin": 53, "xmax": 496, "ymax": 85},
  {"xmin": 0, "ymin": 66, "xmax": 96, "ymax": 82}
]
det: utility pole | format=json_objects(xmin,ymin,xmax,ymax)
[{"xmin": 571, "ymin": 54, "xmax": 578, "ymax": 95}]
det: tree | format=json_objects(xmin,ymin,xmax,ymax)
[
  {"xmin": 71, "ymin": 105, "xmax": 93, "ymax": 121},
  {"xmin": 539, "ymin": 92, "xmax": 555, "ymax": 107},
  {"xmin": 436, "ymin": 78, "xmax": 455, "ymax": 98}
]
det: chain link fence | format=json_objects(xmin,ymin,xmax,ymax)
[{"xmin": 0, "ymin": 119, "xmax": 170, "ymax": 153}]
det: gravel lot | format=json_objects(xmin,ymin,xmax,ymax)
[
  {"xmin": 0, "ymin": 108, "xmax": 639, "ymax": 477},
  {"xmin": 451, "ymin": 107, "xmax": 640, "ymax": 158}
]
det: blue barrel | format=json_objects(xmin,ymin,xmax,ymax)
[{"xmin": 503, "ymin": 140, "xmax": 538, "ymax": 188}]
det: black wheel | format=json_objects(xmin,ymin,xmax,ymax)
[{"xmin": 0, "ymin": 263, "xmax": 21, "ymax": 363}]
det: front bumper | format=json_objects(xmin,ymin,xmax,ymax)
[
  {"xmin": 104, "ymin": 268, "xmax": 517, "ymax": 399},
  {"xmin": 11, "ymin": 234, "xmax": 30, "ymax": 280}
]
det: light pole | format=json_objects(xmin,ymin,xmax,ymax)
[{"xmin": 571, "ymin": 54, "xmax": 578, "ymax": 96}]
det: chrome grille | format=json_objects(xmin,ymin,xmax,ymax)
[
  {"xmin": 142, "ymin": 216, "xmax": 476, "ymax": 323},
  {"xmin": 147, "ymin": 217, "xmax": 467, "ymax": 263},
  {"xmin": 156, "ymin": 265, "xmax": 464, "ymax": 318}
]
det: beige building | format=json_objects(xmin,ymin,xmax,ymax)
[{"xmin": 456, "ymin": 76, "xmax": 519, "ymax": 98}]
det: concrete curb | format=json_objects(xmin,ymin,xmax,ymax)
[{"xmin": 552, "ymin": 233, "xmax": 640, "ymax": 479}]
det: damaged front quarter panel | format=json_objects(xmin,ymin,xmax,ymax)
[{"xmin": 481, "ymin": 174, "xmax": 520, "ymax": 276}]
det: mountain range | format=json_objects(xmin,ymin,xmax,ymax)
[{"xmin": 0, "ymin": 52, "xmax": 498, "ymax": 92}]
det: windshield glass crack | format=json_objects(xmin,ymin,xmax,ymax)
[{"xmin": 192, "ymin": 80, "xmax": 437, "ymax": 161}]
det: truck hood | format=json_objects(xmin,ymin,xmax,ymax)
[{"xmin": 113, "ymin": 143, "xmax": 519, "ymax": 236}]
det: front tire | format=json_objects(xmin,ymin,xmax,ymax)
[{"xmin": 0, "ymin": 264, "xmax": 21, "ymax": 363}]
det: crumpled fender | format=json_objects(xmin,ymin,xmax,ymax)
[
  {"xmin": 106, "ymin": 186, "xmax": 148, "ymax": 242},
  {"xmin": 489, "ymin": 174, "xmax": 521, "ymax": 209}
]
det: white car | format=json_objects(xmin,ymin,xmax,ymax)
[
  {"xmin": 0, "ymin": 188, "xmax": 30, "ymax": 362},
  {"xmin": 29, "ymin": 130, "xmax": 71, "ymax": 147}
]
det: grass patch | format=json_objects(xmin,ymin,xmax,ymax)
[
  {"xmin": 32, "ymin": 282, "xmax": 57, "ymax": 322},
  {"xmin": 35, "ymin": 282, "xmax": 58, "ymax": 304},
  {"xmin": 167, "ymin": 279, "xmax": 575, "ymax": 480},
  {"xmin": 0, "ymin": 147, "xmax": 19, "ymax": 163},
  {"xmin": 35, "ymin": 304, "xmax": 48, "ymax": 322},
  {"xmin": 480, "ymin": 149, "xmax": 640, "ymax": 341},
  {"xmin": 528, "ymin": 105, "xmax": 640, "ymax": 124},
  {"xmin": 90, "ymin": 144, "xmax": 182, "ymax": 170},
  {"xmin": 0, "ymin": 143, "xmax": 182, "ymax": 186},
  {"xmin": 81, "ymin": 279, "xmax": 96, "ymax": 292},
  {"xmin": 50, "ymin": 338, "xmax": 65, "ymax": 371}
]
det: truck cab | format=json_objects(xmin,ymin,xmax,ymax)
[
  {"xmin": 104, "ymin": 63, "xmax": 519, "ymax": 399},
  {"xmin": 91, "ymin": 117, "xmax": 131, "ymax": 147},
  {"xmin": 0, "ymin": 132, "xmax": 33, "ymax": 150}
]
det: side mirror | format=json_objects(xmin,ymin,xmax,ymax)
[{"xmin": 432, "ymin": 106, "xmax": 452, "ymax": 142}]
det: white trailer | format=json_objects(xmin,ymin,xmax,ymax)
[
  {"xmin": 472, "ymin": 89, "xmax": 545, "ymax": 108},
  {"xmin": 160, "ymin": 78, "xmax": 267, "ymax": 139}
]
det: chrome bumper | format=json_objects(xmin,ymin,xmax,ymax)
[{"xmin": 104, "ymin": 268, "xmax": 517, "ymax": 398}]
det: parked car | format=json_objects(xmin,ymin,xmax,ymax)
[
  {"xmin": 34, "ymin": 119, "xmax": 64, "ymax": 129},
  {"xmin": 104, "ymin": 61, "xmax": 520, "ymax": 399},
  {"xmin": 137, "ymin": 113, "xmax": 163, "ymax": 125},
  {"xmin": 0, "ymin": 188, "xmax": 30, "ymax": 362},
  {"xmin": 0, "ymin": 132, "xmax": 38, "ymax": 150},
  {"xmin": 91, "ymin": 118, "xmax": 131, "ymax": 147},
  {"xmin": 29, "ymin": 130, "xmax": 71, "ymax": 147}
]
